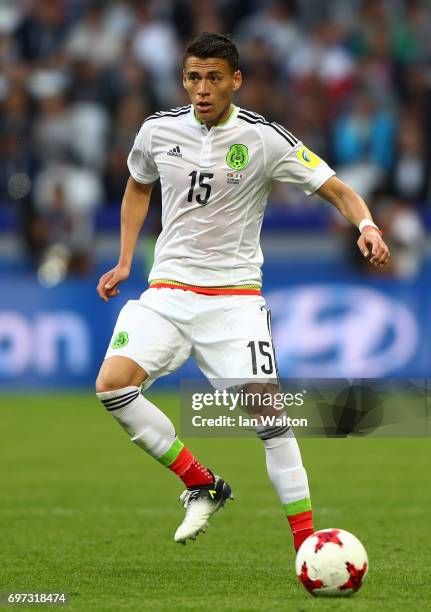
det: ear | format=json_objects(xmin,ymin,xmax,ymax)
[
  {"xmin": 232, "ymin": 70, "xmax": 242, "ymax": 92},
  {"xmin": 182, "ymin": 70, "xmax": 187, "ymax": 90}
]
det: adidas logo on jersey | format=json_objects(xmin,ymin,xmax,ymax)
[{"xmin": 167, "ymin": 145, "xmax": 182, "ymax": 157}]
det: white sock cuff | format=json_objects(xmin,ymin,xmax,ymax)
[{"xmin": 96, "ymin": 386, "xmax": 140, "ymax": 414}]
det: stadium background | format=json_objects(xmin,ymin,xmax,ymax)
[
  {"xmin": 1, "ymin": 0, "xmax": 431, "ymax": 389},
  {"xmin": 1, "ymin": 2, "xmax": 431, "ymax": 610}
]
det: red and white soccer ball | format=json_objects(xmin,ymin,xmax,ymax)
[{"xmin": 295, "ymin": 528, "xmax": 368, "ymax": 597}]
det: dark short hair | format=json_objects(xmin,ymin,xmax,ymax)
[{"xmin": 183, "ymin": 32, "xmax": 239, "ymax": 73}]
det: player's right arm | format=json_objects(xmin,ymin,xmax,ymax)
[
  {"xmin": 97, "ymin": 177, "xmax": 155, "ymax": 301},
  {"xmin": 97, "ymin": 118, "xmax": 159, "ymax": 301}
]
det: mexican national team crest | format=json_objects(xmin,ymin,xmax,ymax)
[
  {"xmin": 111, "ymin": 331, "xmax": 129, "ymax": 349},
  {"xmin": 226, "ymin": 144, "xmax": 249, "ymax": 170}
]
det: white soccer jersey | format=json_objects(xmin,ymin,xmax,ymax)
[{"xmin": 127, "ymin": 104, "xmax": 335, "ymax": 288}]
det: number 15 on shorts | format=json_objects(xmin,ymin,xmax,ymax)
[{"xmin": 247, "ymin": 340, "xmax": 274, "ymax": 375}]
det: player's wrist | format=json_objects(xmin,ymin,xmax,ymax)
[
  {"xmin": 117, "ymin": 261, "xmax": 131, "ymax": 273},
  {"xmin": 358, "ymin": 219, "xmax": 382, "ymax": 236}
]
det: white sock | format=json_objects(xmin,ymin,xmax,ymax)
[
  {"xmin": 96, "ymin": 386, "xmax": 176, "ymax": 459},
  {"xmin": 262, "ymin": 431, "xmax": 311, "ymax": 507}
]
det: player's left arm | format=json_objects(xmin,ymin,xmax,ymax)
[{"xmin": 316, "ymin": 175, "xmax": 390, "ymax": 267}]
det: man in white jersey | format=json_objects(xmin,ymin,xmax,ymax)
[{"xmin": 95, "ymin": 33, "xmax": 389, "ymax": 550}]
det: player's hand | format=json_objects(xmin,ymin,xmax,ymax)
[
  {"xmin": 97, "ymin": 265, "xmax": 130, "ymax": 301},
  {"xmin": 357, "ymin": 229, "xmax": 390, "ymax": 267}
]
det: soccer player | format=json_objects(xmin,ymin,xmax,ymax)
[{"xmin": 95, "ymin": 33, "xmax": 389, "ymax": 551}]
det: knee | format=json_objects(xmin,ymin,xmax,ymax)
[
  {"xmin": 95, "ymin": 373, "xmax": 139, "ymax": 394},
  {"xmin": 95, "ymin": 370, "xmax": 145, "ymax": 394},
  {"xmin": 95, "ymin": 357, "xmax": 148, "ymax": 394},
  {"xmin": 241, "ymin": 381, "xmax": 281, "ymax": 417},
  {"xmin": 95, "ymin": 374, "xmax": 125, "ymax": 394}
]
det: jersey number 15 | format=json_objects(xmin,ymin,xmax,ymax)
[{"xmin": 187, "ymin": 171, "xmax": 214, "ymax": 206}]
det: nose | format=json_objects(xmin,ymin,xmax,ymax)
[{"xmin": 197, "ymin": 78, "xmax": 210, "ymax": 97}]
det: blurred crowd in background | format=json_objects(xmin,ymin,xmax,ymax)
[{"xmin": 1, "ymin": 0, "xmax": 430, "ymax": 281}]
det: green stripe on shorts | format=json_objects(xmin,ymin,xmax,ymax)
[
  {"xmin": 158, "ymin": 438, "xmax": 184, "ymax": 467},
  {"xmin": 283, "ymin": 498, "xmax": 312, "ymax": 516}
]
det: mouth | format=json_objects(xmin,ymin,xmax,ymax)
[{"xmin": 196, "ymin": 102, "xmax": 213, "ymax": 113}]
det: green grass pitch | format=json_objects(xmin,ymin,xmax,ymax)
[{"xmin": 1, "ymin": 393, "xmax": 430, "ymax": 611}]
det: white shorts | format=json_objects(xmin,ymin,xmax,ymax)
[{"xmin": 105, "ymin": 288, "xmax": 278, "ymax": 390}]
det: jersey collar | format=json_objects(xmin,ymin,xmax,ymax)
[{"xmin": 188, "ymin": 104, "xmax": 239, "ymax": 130}]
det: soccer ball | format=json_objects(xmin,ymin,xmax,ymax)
[{"xmin": 295, "ymin": 528, "xmax": 368, "ymax": 597}]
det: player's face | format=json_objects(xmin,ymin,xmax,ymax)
[{"xmin": 183, "ymin": 57, "xmax": 242, "ymax": 127}]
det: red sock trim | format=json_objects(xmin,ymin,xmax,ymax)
[
  {"xmin": 180, "ymin": 458, "xmax": 214, "ymax": 487},
  {"xmin": 288, "ymin": 509, "xmax": 313, "ymax": 533},
  {"xmin": 293, "ymin": 527, "xmax": 314, "ymax": 552},
  {"xmin": 168, "ymin": 448, "xmax": 214, "ymax": 488},
  {"xmin": 287, "ymin": 510, "xmax": 314, "ymax": 551},
  {"xmin": 168, "ymin": 447, "xmax": 194, "ymax": 476}
]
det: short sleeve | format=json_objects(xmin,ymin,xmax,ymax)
[
  {"xmin": 264, "ymin": 125, "xmax": 335, "ymax": 195},
  {"xmin": 127, "ymin": 120, "xmax": 159, "ymax": 184}
]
